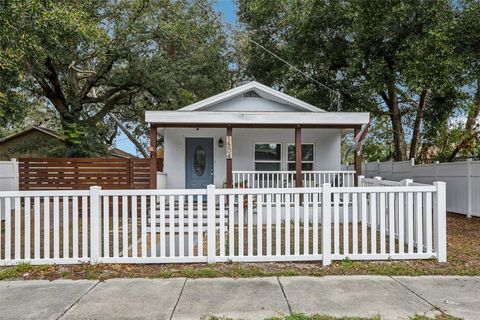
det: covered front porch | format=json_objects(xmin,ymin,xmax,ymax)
[{"xmin": 146, "ymin": 111, "xmax": 367, "ymax": 189}]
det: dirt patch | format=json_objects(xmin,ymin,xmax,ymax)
[{"xmin": 1, "ymin": 213, "xmax": 479, "ymax": 280}]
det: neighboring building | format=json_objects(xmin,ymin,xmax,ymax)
[
  {"xmin": 110, "ymin": 147, "xmax": 138, "ymax": 159},
  {"xmin": 0, "ymin": 126, "xmax": 137, "ymax": 159},
  {"xmin": 146, "ymin": 81, "xmax": 369, "ymax": 189},
  {"xmin": 0, "ymin": 126, "xmax": 65, "ymax": 159}
]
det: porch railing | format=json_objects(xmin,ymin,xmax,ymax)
[{"xmin": 232, "ymin": 170, "xmax": 356, "ymax": 188}]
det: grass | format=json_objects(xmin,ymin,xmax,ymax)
[
  {"xmin": 205, "ymin": 314, "xmax": 461, "ymax": 320},
  {"xmin": 266, "ymin": 315, "xmax": 380, "ymax": 320},
  {"xmin": 1, "ymin": 213, "xmax": 479, "ymax": 280}
]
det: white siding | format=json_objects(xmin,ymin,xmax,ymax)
[
  {"xmin": 163, "ymin": 128, "xmax": 342, "ymax": 189},
  {"xmin": 163, "ymin": 128, "xmax": 226, "ymax": 189},
  {"xmin": 204, "ymin": 95, "xmax": 303, "ymax": 112}
]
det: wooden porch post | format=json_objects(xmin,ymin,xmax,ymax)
[
  {"xmin": 149, "ymin": 124, "xmax": 157, "ymax": 189},
  {"xmin": 295, "ymin": 127, "xmax": 302, "ymax": 188},
  {"xmin": 226, "ymin": 127, "xmax": 233, "ymax": 188},
  {"xmin": 354, "ymin": 126, "xmax": 362, "ymax": 185}
]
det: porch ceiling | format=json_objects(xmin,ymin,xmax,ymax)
[{"xmin": 145, "ymin": 111, "xmax": 369, "ymax": 129}]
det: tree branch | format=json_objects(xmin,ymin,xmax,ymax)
[
  {"xmin": 86, "ymin": 91, "xmax": 133, "ymax": 124},
  {"xmin": 79, "ymin": 55, "xmax": 115, "ymax": 100},
  {"xmin": 448, "ymin": 80, "xmax": 480, "ymax": 160},
  {"xmin": 109, "ymin": 112, "xmax": 149, "ymax": 158}
]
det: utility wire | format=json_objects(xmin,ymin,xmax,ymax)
[{"xmin": 193, "ymin": 0, "xmax": 342, "ymax": 111}]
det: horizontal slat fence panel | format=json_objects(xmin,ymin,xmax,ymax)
[
  {"xmin": 19, "ymin": 158, "xmax": 151, "ymax": 190},
  {"xmin": 0, "ymin": 181, "xmax": 446, "ymax": 266}
]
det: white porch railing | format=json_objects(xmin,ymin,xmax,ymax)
[
  {"xmin": 0, "ymin": 180, "xmax": 446, "ymax": 266},
  {"xmin": 233, "ymin": 170, "xmax": 355, "ymax": 188},
  {"xmin": 359, "ymin": 176, "xmax": 405, "ymax": 187}
]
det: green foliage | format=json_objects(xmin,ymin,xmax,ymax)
[
  {"xmin": 266, "ymin": 315, "xmax": 380, "ymax": 320},
  {"xmin": 237, "ymin": 0, "xmax": 480, "ymax": 161},
  {"xmin": 0, "ymin": 263, "xmax": 33, "ymax": 280},
  {"xmin": 1, "ymin": 0, "xmax": 231, "ymax": 155}
]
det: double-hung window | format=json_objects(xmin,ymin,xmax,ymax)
[
  {"xmin": 254, "ymin": 143, "xmax": 282, "ymax": 171},
  {"xmin": 287, "ymin": 143, "xmax": 314, "ymax": 171},
  {"xmin": 254, "ymin": 143, "xmax": 314, "ymax": 171}
]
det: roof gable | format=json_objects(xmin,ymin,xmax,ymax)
[
  {"xmin": 179, "ymin": 81, "xmax": 325, "ymax": 113},
  {"xmin": 0, "ymin": 126, "xmax": 63, "ymax": 144}
]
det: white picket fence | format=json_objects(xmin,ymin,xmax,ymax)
[
  {"xmin": 0, "ymin": 182, "xmax": 446, "ymax": 266},
  {"xmin": 345, "ymin": 159, "xmax": 480, "ymax": 217},
  {"xmin": 233, "ymin": 170, "xmax": 355, "ymax": 188}
]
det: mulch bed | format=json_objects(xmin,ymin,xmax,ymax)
[{"xmin": 1, "ymin": 213, "xmax": 479, "ymax": 280}]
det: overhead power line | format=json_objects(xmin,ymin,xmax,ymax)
[{"xmin": 193, "ymin": 0, "xmax": 342, "ymax": 111}]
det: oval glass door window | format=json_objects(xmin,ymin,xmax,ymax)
[{"xmin": 194, "ymin": 146, "xmax": 206, "ymax": 176}]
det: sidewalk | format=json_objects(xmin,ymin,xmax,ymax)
[{"xmin": 1, "ymin": 276, "xmax": 479, "ymax": 320}]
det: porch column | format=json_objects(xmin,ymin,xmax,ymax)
[
  {"xmin": 226, "ymin": 127, "xmax": 233, "ymax": 188},
  {"xmin": 295, "ymin": 127, "xmax": 302, "ymax": 188},
  {"xmin": 149, "ymin": 124, "xmax": 157, "ymax": 189},
  {"xmin": 354, "ymin": 126, "xmax": 362, "ymax": 185}
]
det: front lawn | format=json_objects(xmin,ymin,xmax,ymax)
[{"xmin": 1, "ymin": 213, "xmax": 479, "ymax": 280}]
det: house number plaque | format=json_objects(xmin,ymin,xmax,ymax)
[{"xmin": 226, "ymin": 136, "xmax": 233, "ymax": 159}]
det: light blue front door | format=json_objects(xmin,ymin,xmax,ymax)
[{"xmin": 185, "ymin": 138, "xmax": 214, "ymax": 189}]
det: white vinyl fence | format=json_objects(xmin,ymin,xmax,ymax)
[
  {"xmin": 345, "ymin": 159, "xmax": 480, "ymax": 217},
  {"xmin": 0, "ymin": 182, "xmax": 446, "ymax": 266},
  {"xmin": 0, "ymin": 159, "xmax": 19, "ymax": 192},
  {"xmin": 0, "ymin": 159, "xmax": 19, "ymax": 220}
]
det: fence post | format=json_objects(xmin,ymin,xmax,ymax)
[
  {"xmin": 466, "ymin": 158, "xmax": 472, "ymax": 218},
  {"xmin": 402, "ymin": 179, "xmax": 413, "ymax": 186},
  {"xmin": 207, "ymin": 184, "xmax": 216, "ymax": 264},
  {"xmin": 357, "ymin": 175, "xmax": 364, "ymax": 187},
  {"xmin": 90, "ymin": 186, "xmax": 102, "ymax": 263},
  {"xmin": 374, "ymin": 176, "xmax": 382, "ymax": 181},
  {"xmin": 433, "ymin": 181, "xmax": 447, "ymax": 262},
  {"xmin": 390, "ymin": 159, "xmax": 394, "ymax": 180},
  {"xmin": 434, "ymin": 161, "xmax": 439, "ymax": 181},
  {"xmin": 11, "ymin": 158, "xmax": 19, "ymax": 191},
  {"xmin": 322, "ymin": 183, "xmax": 332, "ymax": 266}
]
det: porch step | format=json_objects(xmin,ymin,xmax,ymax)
[
  {"xmin": 147, "ymin": 224, "xmax": 225, "ymax": 233},
  {"xmin": 153, "ymin": 202, "xmax": 225, "ymax": 211},
  {"xmin": 148, "ymin": 214, "xmax": 227, "ymax": 226}
]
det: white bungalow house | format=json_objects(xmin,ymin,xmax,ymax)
[{"xmin": 145, "ymin": 81, "xmax": 369, "ymax": 189}]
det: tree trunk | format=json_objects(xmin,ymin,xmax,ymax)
[
  {"xmin": 385, "ymin": 84, "xmax": 407, "ymax": 161},
  {"xmin": 409, "ymin": 89, "xmax": 428, "ymax": 160},
  {"xmin": 447, "ymin": 80, "xmax": 480, "ymax": 161}
]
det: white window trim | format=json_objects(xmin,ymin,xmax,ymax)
[
  {"xmin": 287, "ymin": 143, "xmax": 315, "ymax": 171},
  {"xmin": 253, "ymin": 142, "xmax": 282, "ymax": 171},
  {"xmin": 252, "ymin": 142, "xmax": 315, "ymax": 171}
]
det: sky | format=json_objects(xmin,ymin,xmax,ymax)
[{"xmin": 114, "ymin": 0, "xmax": 238, "ymax": 156}]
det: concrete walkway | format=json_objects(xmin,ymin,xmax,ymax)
[{"xmin": 1, "ymin": 276, "xmax": 479, "ymax": 320}]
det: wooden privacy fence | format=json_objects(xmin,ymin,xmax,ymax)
[
  {"xmin": 0, "ymin": 181, "xmax": 446, "ymax": 266},
  {"xmin": 19, "ymin": 158, "xmax": 151, "ymax": 190}
]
